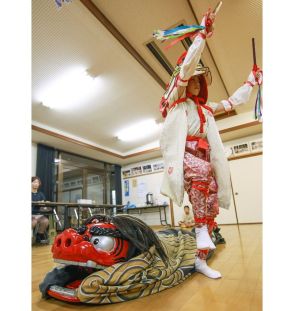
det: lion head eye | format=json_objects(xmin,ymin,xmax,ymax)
[{"xmin": 90, "ymin": 236, "xmax": 115, "ymax": 252}]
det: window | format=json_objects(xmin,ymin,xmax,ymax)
[{"xmin": 53, "ymin": 151, "xmax": 119, "ymax": 205}]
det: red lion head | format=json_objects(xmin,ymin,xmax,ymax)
[{"xmin": 40, "ymin": 214, "xmax": 167, "ymax": 302}]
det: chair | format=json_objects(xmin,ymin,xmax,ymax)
[{"xmin": 32, "ymin": 213, "xmax": 56, "ymax": 245}]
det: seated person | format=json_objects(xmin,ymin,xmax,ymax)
[
  {"xmin": 178, "ymin": 205, "xmax": 195, "ymax": 228},
  {"xmin": 32, "ymin": 176, "xmax": 49, "ymax": 242}
]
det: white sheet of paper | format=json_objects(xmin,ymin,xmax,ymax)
[{"xmin": 137, "ymin": 182, "xmax": 147, "ymax": 198}]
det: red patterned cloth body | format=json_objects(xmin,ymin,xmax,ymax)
[
  {"xmin": 184, "ymin": 139, "xmax": 219, "ymax": 224},
  {"xmin": 183, "ymin": 138, "xmax": 219, "ymax": 259}
]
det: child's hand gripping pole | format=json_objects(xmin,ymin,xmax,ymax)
[{"xmin": 202, "ymin": 1, "xmax": 222, "ymax": 38}]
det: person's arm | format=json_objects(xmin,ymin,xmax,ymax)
[
  {"xmin": 210, "ymin": 68, "xmax": 263, "ymax": 113},
  {"xmin": 177, "ymin": 12, "xmax": 215, "ymax": 98}
]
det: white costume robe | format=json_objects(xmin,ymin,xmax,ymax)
[{"xmin": 160, "ymin": 34, "xmax": 253, "ymax": 209}]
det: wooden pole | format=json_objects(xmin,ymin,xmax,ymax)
[
  {"xmin": 252, "ymin": 38, "xmax": 257, "ymax": 66},
  {"xmin": 230, "ymin": 176, "xmax": 240, "ymax": 225},
  {"xmin": 213, "ymin": 1, "xmax": 223, "ymax": 15},
  {"xmin": 169, "ymin": 199, "xmax": 175, "ymax": 227}
]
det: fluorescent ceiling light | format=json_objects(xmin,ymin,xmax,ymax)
[
  {"xmin": 36, "ymin": 67, "xmax": 101, "ymax": 110},
  {"xmin": 116, "ymin": 119, "xmax": 161, "ymax": 142}
]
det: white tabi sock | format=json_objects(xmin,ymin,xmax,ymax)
[
  {"xmin": 195, "ymin": 225, "xmax": 216, "ymax": 250},
  {"xmin": 195, "ymin": 257, "xmax": 222, "ymax": 279}
]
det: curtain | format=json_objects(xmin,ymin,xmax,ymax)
[{"xmin": 36, "ymin": 144, "xmax": 55, "ymax": 201}]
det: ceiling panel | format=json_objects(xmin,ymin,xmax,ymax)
[{"xmin": 32, "ymin": 0, "xmax": 164, "ymax": 153}]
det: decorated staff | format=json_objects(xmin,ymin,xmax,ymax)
[
  {"xmin": 252, "ymin": 38, "xmax": 263, "ymax": 121},
  {"xmin": 153, "ymin": 2, "xmax": 222, "ymax": 49},
  {"xmin": 155, "ymin": 2, "xmax": 262, "ymax": 279}
]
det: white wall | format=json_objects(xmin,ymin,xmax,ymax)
[
  {"xmin": 32, "ymin": 142, "xmax": 37, "ymax": 176},
  {"xmin": 229, "ymin": 154, "xmax": 262, "ymax": 223},
  {"xmin": 121, "ymin": 134, "xmax": 262, "ymax": 226},
  {"xmin": 121, "ymin": 157, "xmax": 171, "ymax": 226},
  {"xmin": 216, "ymin": 111, "xmax": 257, "ymax": 131}
]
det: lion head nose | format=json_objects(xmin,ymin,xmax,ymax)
[{"xmin": 52, "ymin": 229, "xmax": 84, "ymax": 256}]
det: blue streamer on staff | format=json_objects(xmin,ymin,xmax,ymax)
[
  {"xmin": 163, "ymin": 25, "xmax": 204, "ymax": 36},
  {"xmin": 254, "ymin": 85, "xmax": 263, "ymax": 121},
  {"xmin": 153, "ymin": 24, "xmax": 204, "ymax": 41}
]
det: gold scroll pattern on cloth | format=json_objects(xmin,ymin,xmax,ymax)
[{"xmin": 77, "ymin": 231, "xmax": 196, "ymax": 304}]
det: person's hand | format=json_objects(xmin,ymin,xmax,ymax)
[
  {"xmin": 255, "ymin": 71, "xmax": 262, "ymax": 80},
  {"xmin": 247, "ymin": 66, "xmax": 263, "ymax": 86},
  {"xmin": 254, "ymin": 66, "xmax": 263, "ymax": 85},
  {"xmin": 207, "ymin": 12, "xmax": 216, "ymax": 26},
  {"xmin": 200, "ymin": 9, "xmax": 216, "ymax": 38}
]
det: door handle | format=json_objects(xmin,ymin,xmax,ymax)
[{"xmin": 235, "ymin": 192, "xmax": 238, "ymax": 195}]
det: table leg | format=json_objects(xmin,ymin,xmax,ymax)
[
  {"xmin": 53, "ymin": 208, "xmax": 62, "ymax": 229},
  {"xmin": 159, "ymin": 206, "xmax": 163, "ymax": 225},
  {"xmin": 64, "ymin": 205, "xmax": 69, "ymax": 229},
  {"xmin": 159, "ymin": 206, "xmax": 169, "ymax": 226},
  {"xmin": 78, "ymin": 205, "xmax": 80, "ymax": 227}
]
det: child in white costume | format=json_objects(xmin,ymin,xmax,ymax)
[{"xmin": 160, "ymin": 10, "xmax": 262, "ymax": 279}]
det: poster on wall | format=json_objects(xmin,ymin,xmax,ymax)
[
  {"xmin": 137, "ymin": 182, "xmax": 147, "ymax": 198},
  {"xmin": 131, "ymin": 166, "xmax": 142, "ymax": 176},
  {"xmin": 124, "ymin": 180, "xmax": 130, "ymax": 196},
  {"xmin": 153, "ymin": 162, "xmax": 164, "ymax": 171},
  {"xmin": 142, "ymin": 164, "xmax": 152, "ymax": 174},
  {"xmin": 250, "ymin": 140, "xmax": 263, "ymax": 152},
  {"xmin": 122, "ymin": 169, "xmax": 131, "ymax": 178},
  {"xmin": 132, "ymin": 179, "xmax": 137, "ymax": 187},
  {"xmin": 233, "ymin": 142, "xmax": 250, "ymax": 155}
]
